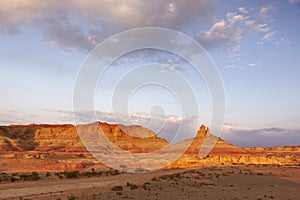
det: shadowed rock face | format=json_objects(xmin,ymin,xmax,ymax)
[
  {"xmin": 0, "ymin": 125, "xmax": 40, "ymax": 151},
  {"xmin": 0, "ymin": 123, "xmax": 299, "ymax": 172}
]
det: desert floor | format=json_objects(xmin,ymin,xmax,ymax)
[{"xmin": 0, "ymin": 165, "xmax": 299, "ymax": 200}]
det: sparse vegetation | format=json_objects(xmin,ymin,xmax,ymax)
[
  {"xmin": 10, "ymin": 176, "xmax": 17, "ymax": 182},
  {"xmin": 199, "ymin": 182, "xmax": 216, "ymax": 187},
  {"xmin": 1, "ymin": 171, "xmax": 41, "ymax": 182},
  {"xmin": 35, "ymin": 165, "xmax": 298, "ymax": 200},
  {"xmin": 142, "ymin": 182, "xmax": 151, "ymax": 190},
  {"xmin": 134, "ymin": 168, "xmax": 149, "ymax": 173},
  {"xmin": 31, "ymin": 171, "xmax": 40, "ymax": 180},
  {"xmin": 55, "ymin": 172, "xmax": 64, "ymax": 179},
  {"xmin": 126, "ymin": 182, "xmax": 138, "ymax": 190},
  {"xmin": 67, "ymin": 195, "xmax": 77, "ymax": 200},
  {"xmin": 159, "ymin": 173, "xmax": 182, "ymax": 181},
  {"xmin": 46, "ymin": 172, "xmax": 51, "ymax": 177},
  {"xmin": 0, "ymin": 172, "xmax": 9, "ymax": 182},
  {"xmin": 52, "ymin": 168, "xmax": 120, "ymax": 180},
  {"xmin": 63, "ymin": 171, "xmax": 80, "ymax": 179},
  {"xmin": 111, "ymin": 185, "xmax": 123, "ymax": 191}
]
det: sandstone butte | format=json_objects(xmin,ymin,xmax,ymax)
[{"xmin": 0, "ymin": 122, "xmax": 299, "ymax": 172}]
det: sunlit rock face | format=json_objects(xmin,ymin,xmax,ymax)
[
  {"xmin": 0, "ymin": 123, "xmax": 299, "ymax": 172},
  {"xmin": 0, "ymin": 123, "xmax": 168, "ymax": 153}
]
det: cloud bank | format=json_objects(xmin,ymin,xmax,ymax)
[
  {"xmin": 0, "ymin": 0, "xmax": 216, "ymax": 51},
  {"xmin": 223, "ymin": 126, "xmax": 300, "ymax": 147},
  {"xmin": 0, "ymin": 0, "xmax": 281, "ymax": 55}
]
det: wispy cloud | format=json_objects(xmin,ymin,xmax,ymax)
[
  {"xmin": 245, "ymin": 20, "xmax": 270, "ymax": 33},
  {"xmin": 44, "ymin": 22, "xmax": 104, "ymax": 52},
  {"xmin": 0, "ymin": 110, "xmax": 40, "ymax": 125},
  {"xmin": 261, "ymin": 31, "xmax": 277, "ymax": 41},
  {"xmin": 238, "ymin": 7, "xmax": 248, "ymax": 14},
  {"xmin": 259, "ymin": 4, "xmax": 276, "ymax": 21},
  {"xmin": 198, "ymin": 3, "xmax": 279, "ymax": 59},
  {"xmin": 288, "ymin": 0, "xmax": 300, "ymax": 4},
  {"xmin": 247, "ymin": 63, "xmax": 256, "ymax": 67},
  {"xmin": 277, "ymin": 37, "xmax": 291, "ymax": 46}
]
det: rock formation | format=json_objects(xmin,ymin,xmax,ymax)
[{"xmin": 0, "ymin": 123, "xmax": 299, "ymax": 172}]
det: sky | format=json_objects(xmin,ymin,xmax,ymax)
[{"xmin": 0, "ymin": 0, "xmax": 300, "ymax": 147}]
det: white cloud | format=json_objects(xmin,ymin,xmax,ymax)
[
  {"xmin": 197, "ymin": 3, "xmax": 284, "ymax": 68},
  {"xmin": 224, "ymin": 64, "xmax": 244, "ymax": 69},
  {"xmin": 242, "ymin": 5, "xmax": 278, "ymax": 48},
  {"xmin": 160, "ymin": 63, "xmax": 182, "ymax": 72},
  {"xmin": 259, "ymin": 4, "xmax": 276, "ymax": 21},
  {"xmin": 200, "ymin": 20, "xmax": 240, "ymax": 46},
  {"xmin": 199, "ymin": 12, "xmax": 243, "ymax": 52},
  {"xmin": 278, "ymin": 38, "xmax": 291, "ymax": 46},
  {"xmin": 261, "ymin": 31, "xmax": 277, "ymax": 41},
  {"xmin": 245, "ymin": 20, "xmax": 270, "ymax": 32},
  {"xmin": 199, "ymin": 3, "xmax": 278, "ymax": 56},
  {"xmin": 226, "ymin": 12, "xmax": 244, "ymax": 23},
  {"xmin": 224, "ymin": 61, "xmax": 261, "ymax": 70},
  {"xmin": 238, "ymin": 7, "xmax": 248, "ymax": 14},
  {"xmin": 224, "ymin": 65, "xmax": 235, "ymax": 69},
  {"xmin": 288, "ymin": 0, "xmax": 300, "ymax": 4}
]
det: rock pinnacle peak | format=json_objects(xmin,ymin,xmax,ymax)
[{"xmin": 197, "ymin": 124, "xmax": 207, "ymax": 137}]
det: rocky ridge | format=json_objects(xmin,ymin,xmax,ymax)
[{"xmin": 0, "ymin": 123, "xmax": 299, "ymax": 172}]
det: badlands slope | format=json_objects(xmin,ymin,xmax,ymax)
[{"xmin": 0, "ymin": 123, "xmax": 299, "ymax": 172}]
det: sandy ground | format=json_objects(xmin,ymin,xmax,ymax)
[{"xmin": 0, "ymin": 165, "xmax": 299, "ymax": 200}]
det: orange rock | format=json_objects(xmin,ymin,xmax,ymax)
[{"xmin": 0, "ymin": 123, "xmax": 299, "ymax": 172}]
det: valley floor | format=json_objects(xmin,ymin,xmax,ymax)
[{"xmin": 0, "ymin": 165, "xmax": 299, "ymax": 200}]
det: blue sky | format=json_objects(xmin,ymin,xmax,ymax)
[{"xmin": 0, "ymin": 0, "xmax": 299, "ymax": 147}]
